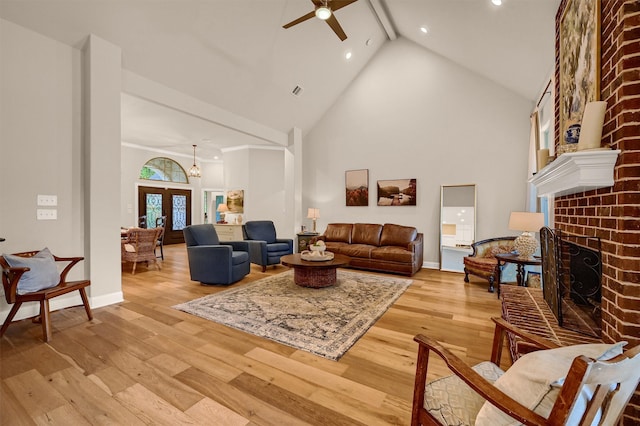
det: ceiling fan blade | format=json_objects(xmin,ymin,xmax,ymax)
[
  {"xmin": 283, "ymin": 11, "xmax": 316, "ymax": 29},
  {"xmin": 326, "ymin": 14, "xmax": 347, "ymax": 41},
  {"xmin": 330, "ymin": 0, "xmax": 359, "ymax": 12}
]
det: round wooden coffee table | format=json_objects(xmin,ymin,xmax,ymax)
[{"xmin": 280, "ymin": 253, "xmax": 350, "ymax": 288}]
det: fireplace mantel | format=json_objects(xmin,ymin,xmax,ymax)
[{"xmin": 529, "ymin": 149, "xmax": 621, "ymax": 197}]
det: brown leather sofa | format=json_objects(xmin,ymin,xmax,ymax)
[{"xmin": 315, "ymin": 223, "xmax": 423, "ymax": 276}]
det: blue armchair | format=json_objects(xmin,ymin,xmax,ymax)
[
  {"xmin": 243, "ymin": 221, "xmax": 293, "ymax": 272},
  {"xmin": 183, "ymin": 224, "xmax": 250, "ymax": 285}
]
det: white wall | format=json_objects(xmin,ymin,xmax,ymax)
[
  {"xmin": 303, "ymin": 38, "xmax": 533, "ymax": 266},
  {"xmin": 0, "ymin": 20, "xmax": 85, "ymax": 319},
  {"xmin": 222, "ymin": 146, "xmax": 290, "ymax": 238}
]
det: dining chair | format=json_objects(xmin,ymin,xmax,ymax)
[
  {"xmin": 121, "ymin": 227, "xmax": 162, "ymax": 274},
  {"xmin": 155, "ymin": 215, "xmax": 167, "ymax": 260}
]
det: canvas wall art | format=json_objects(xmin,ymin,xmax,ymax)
[
  {"xmin": 345, "ymin": 169, "xmax": 369, "ymax": 206},
  {"xmin": 377, "ymin": 179, "xmax": 416, "ymax": 206},
  {"xmin": 226, "ymin": 189, "xmax": 244, "ymax": 213},
  {"xmin": 559, "ymin": 0, "xmax": 600, "ymax": 149}
]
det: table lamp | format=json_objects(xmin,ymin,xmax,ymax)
[
  {"xmin": 307, "ymin": 208, "xmax": 320, "ymax": 233},
  {"xmin": 217, "ymin": 203, "xmax": 229, "ymax": 224},
  {"xmin": 508, "ymin": 212, "xmax": 545, "ymax": 259}
]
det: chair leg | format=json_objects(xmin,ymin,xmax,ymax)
[
  {"xmin": 131, "ymin": 261, "xmax": 137, "ymax": 275},
  {"xmin": 488, "ymin": 276, "xmax": 495, "ymax": 293},
  {"xmin": 464, "ymin": 268, "xmax": 470, "ymax": 282},
  {"xmin": 79, "ymin": 287, "xmax": 93, "ymax": 321},
  {"xmin": 261, "ymin": 265, "xmax": 266, "ymax": 272},
  {"xmin": 0, "ymin": 302, "xmax": 23, "ymax": 338},
  {"xmin": 40, "ymin": 299, "xmax": 52, "ymax": 342}
]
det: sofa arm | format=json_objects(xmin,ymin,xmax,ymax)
[
  {"xmin": 246, "ymin": 240, "xmax": 268, "ymax": 265},
  {"xmin": 275, "ymin": 238, "xmax": 294, "ymax": 253},
  {"xmin": 186, "ymin": 245, "xmax": 233, "ymax": 282},
  {"xmin": 409, "ymin": 233, "xmax": 424, "ymax": 267}
]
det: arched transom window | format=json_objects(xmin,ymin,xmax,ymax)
[{"xmin": 139, "ymin": 157, "xmax": 188, "ymax": 183}]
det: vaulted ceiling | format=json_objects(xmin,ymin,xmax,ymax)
[{"xmin": 0, "ymin": 0, "xmax": 560, "ymax": 159}]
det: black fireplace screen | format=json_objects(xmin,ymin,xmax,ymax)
[{"xmin": 540, "ymin": 227, "xmax": 602, "ymax": 338}]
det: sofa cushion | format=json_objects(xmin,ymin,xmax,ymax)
[
  {"xmin": 371, "ymin": 246, "xmax": 414, "ymax": 263},
  {"xmin": 324, "ymin": 242, "xmax": 349, "ymax": 254},
  {"xmin": 231, "ymin": 251, "xmax": 249, "ymax": 265},
  {"xmin": 341, "ymin": 244, "xmax": 374, "ymax": 258},
  {"xmin": 323, "ymin": 223, "xmax": 353, "ymax": 243},
  {"xmin": 266, "ymin": 242, "xmax": 291, "ymax": 253},
  {"xmin": 351, "ymin": 223, "xmax": 383, "ymax": 246},
  {"xmin": 380, "ymin": 223, "xmax": 417, "ymax": 247},
  {"xmin": 463, "ymin": 256, "xmax": 497, "ymax": 273}
]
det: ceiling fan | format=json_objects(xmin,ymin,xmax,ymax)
[{"xmin": 283, "ymin": 0, "xmax": 359, "ymax": 41}]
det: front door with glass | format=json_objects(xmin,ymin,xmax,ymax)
[{"xmin": 138, "ymin": 186, "xmax": 191, "ymax": 244}]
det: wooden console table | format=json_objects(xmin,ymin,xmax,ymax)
[{"xmin": 501, "ymin": 285, "xmax": 602, "ymax": 361}]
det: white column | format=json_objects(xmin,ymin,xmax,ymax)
[{"xmin": 83, "ymin": 34, "xmax": 123, "ymax": 307}]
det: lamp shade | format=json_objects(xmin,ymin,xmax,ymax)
[
  {"xmin": 217, "ymin": 203, "xmax": 229, "ymax": 213},
  {"xmin": 307, "ymin": 208, "xmax": 320, "ymax": 219},
  {"xmin": 508, "ymin": 212, "xmax": 544, "ymax": 232}
]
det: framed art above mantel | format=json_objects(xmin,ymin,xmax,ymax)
[{"xmin": 559, "ymin": 0, "xmax": 601, "ymax": 150}]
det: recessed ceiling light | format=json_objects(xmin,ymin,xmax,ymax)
[
  {"xmin": 214, "ymin": 156, "xmax": 219, "ymax": 160},
  {"xmin": 492, "ymin": 0, "xmax": 502, "ymax": 5},
  {"xmin": 345, "ymin": 51, "xmax": 352, "ymax": 60},
  {"xmin": 420, "ymin": 26, "xmax": 429, "ymax": 34}
]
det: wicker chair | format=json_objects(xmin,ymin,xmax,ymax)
[
  {"xmin": 121, "ymin": 227, "xmax": 162, "ymax": 274},
  {"xmin": 463, "ymin": 237, "xmax": 515, "ymax": 293}
]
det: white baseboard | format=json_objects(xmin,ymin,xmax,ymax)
[{"xmin": 422, "ymin": 261, "xmax": 439, "ymax": 270}]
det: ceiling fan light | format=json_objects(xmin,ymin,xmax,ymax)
[{"xmin": 315, "ymin": 6, "xmax": 332, "ymax": 20}]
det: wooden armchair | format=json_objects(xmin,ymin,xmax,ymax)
[
  {"xmin": 0, "ymin": 250, "xmax": 92, "ymax": 342},
  {"xmin": 121, "ymin": 227, "xmax": 162, "ymax": 274},
  {"xmin": 463, "ymin": 236, "xmax": 515, "ymax": 293},
  {"xmin": 412, "ymin": 317, "xmax": 640, "ymax": 426}
]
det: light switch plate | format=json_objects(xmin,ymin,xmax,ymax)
[
  {"xmin": 37, "ymin": 209, "xmax": 57, "ymax": 220},
  {"xmin": 37, "ymin": 195, "xmax": 58, "ymax": 206}
]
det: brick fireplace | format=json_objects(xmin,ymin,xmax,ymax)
[{"xmin": 553, "ymin": 1, "xmax": 640, "ymax": 423}]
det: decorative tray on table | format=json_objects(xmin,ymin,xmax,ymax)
[{"xmin": 300, "ymin": 251, "xmax": 334, "ymax": 261}]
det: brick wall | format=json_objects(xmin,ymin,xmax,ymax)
[{"xmin": 554, "ymin": 1, "xmax": 640, "ymax": 423}]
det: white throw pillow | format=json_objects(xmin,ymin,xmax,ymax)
[
  {"xmin": 3, "ymin": 248, "xmax": 60, "ymax": 295},
  {"xmin": 474, "ymin": 342, "xmax": 627, "ymax": 426}
]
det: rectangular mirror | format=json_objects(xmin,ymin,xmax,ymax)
[{"xmin": 440, "ymin": 184, "xmax": 476, "ymax": 272}]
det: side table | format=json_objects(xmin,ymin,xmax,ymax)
[
  {"xmin": 296, "ymin": 232, "xmax": 319, "ymax": 253},
  {"xmin": 494, "ymin": 253, "xmax": 542, "ymax": 296}
]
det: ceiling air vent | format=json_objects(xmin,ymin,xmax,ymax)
[{"xmin": 292, "ymin": 85, "xmax": 304, "ymax": 97}]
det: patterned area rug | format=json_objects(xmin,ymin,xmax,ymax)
[{"xmin": 173, "ymin": 269, "xmax": 412, "ymax": 360}]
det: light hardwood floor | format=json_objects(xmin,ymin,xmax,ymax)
[{"xmin": 1, "ymin": 244, "xmax": 506, "ymax": 425}]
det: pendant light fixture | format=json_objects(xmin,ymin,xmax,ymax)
[{"xmin": 188, "ymin": 144, "xmax": 201, "ymax": 178}]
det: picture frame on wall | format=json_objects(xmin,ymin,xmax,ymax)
[
  {"xmin": 226, "ymin": 189, "xmax": 244, "ymax": 213},
  {"xmin": 377, "ymin": 179, "xmax": 416, "ymax": 206},
  {"xmin": 559, "ymin": 0, "xmax": 600, "ymax": 152},
  {"xmin": 345, "ymin": 169, "xmax": 369, "ymax": 206}
]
